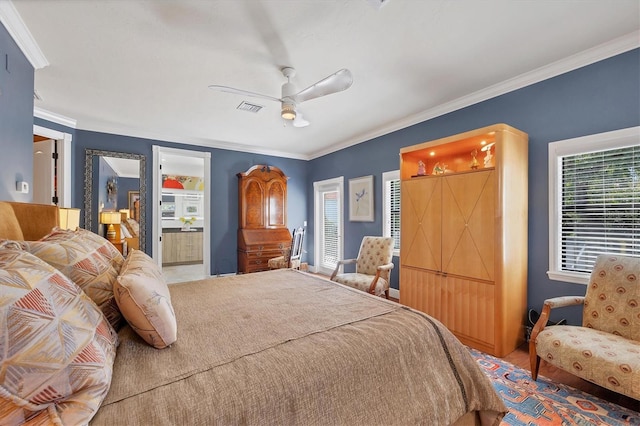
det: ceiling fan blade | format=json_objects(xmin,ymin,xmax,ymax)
[
  {"xmin": 292, "ymin": 112, "xmax": 310, "ymax": 128},
  {"xmin": 208, "ymin": 85, "xmax": 281, "ymax": 103},
  {"xmin": 291, "ymin": 69, "xmax": 353, "ymax": 104}
]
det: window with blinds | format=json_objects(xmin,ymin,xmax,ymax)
[
  {"xmin": 322, "ymin": 191, "xmax": 340, "ymax": 266},
  {"xmin": 548, "ymin": 127, "xmax": 639, "ymax": 284},
  {"xmin": 383, "ymin": 170, "xmax": 400, "ymax": 255}
]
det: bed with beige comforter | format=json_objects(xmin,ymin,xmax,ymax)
[{"xmin": 91, "ymin": 269, "xmax": 506, "ymax": 425}]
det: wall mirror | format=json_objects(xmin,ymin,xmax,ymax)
[{"xmin": 84, "ymin": 149, "xmax": 146, "ymax": 253}]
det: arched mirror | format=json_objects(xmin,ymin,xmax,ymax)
[{"xmin": 84, "ymin": 149, "xmax": 146, "ymax": 253}]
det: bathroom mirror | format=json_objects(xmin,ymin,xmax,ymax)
[{"xmin": 84, "ymin": 149, "xmax": 146, "ymax": 252}]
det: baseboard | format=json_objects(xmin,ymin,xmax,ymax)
[
  {"xmin": 215, "ymin": 272, "xmax": 237, "ymax": 277},
  {"xmin": 389, "ymin": 288, "xmax": 399, "ymax": 300}
]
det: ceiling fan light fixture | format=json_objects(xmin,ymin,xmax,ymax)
[
  {"xmin": 210, "ymin": 67, "xmax": 353, "ymax": 127},
  {"xmin": 281, "ymin": 104, "xmax": 296, "ymax": 120}
]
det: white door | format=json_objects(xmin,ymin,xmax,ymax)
[
  {"xmin": 33, "ymin": 139, "xmax": 55, "ymax": 204},
  {"xmin": 314, "ymin": 177, "xmax": 344, "ymax": 275}
]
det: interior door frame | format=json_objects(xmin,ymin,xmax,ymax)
[
  {"xmin": 313, "ymin": 176, "xmax": 344, "ymax": 275},
  {"xmin": 33, "ymin": 124, "xmax": 72, "ymax": 207},
  {"xmin": 152, "ymin": 146, "xmax": 211, "ymax": 277}
]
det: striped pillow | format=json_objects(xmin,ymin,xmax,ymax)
[
  {"xmin": 0, "ymin": 241, "xmax": 118, "ymax": 424},
  {"xmin": 19, "ymin": 227, "xmax": 125, "ymax": 329}
]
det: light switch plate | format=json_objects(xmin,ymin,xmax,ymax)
[{"xmin": 16, "ymin": 181, "xmax": 29, "ymax": 193}]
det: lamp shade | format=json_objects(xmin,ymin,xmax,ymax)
[
  {"xmin": 100, "ymin": 211, "xmax": 121, "ymax": 225},
  {"xmin": 58, "ymin": 208, "xmax": 81, "ymax": 230},
  {"xmin": 281, "ymin": 103, "xmax": 296, "ymax": 120},
  {"xmin": 100, "ymin": 211, "xmax": 121, "ymax": 242}
]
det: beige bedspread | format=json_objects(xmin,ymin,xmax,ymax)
[{"xmin": 92, "ymin": 270, "xmax": 506, "ymax": 425}]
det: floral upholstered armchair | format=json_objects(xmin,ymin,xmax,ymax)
[
  {"xmin": 529, "ymin": 254, "xmax": 639, "ymax": 400},
  {"xmin": 330, "ymin": 236, "xmax": 394, "ymax": 299}
]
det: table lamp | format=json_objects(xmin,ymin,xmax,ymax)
[
  {"xmin": 100, "ymin": 211, "xmax": 121, "ymax": 242},
  {"xmin": 58, "ymin": 207, "xmax": 81, "ymax": 230}
]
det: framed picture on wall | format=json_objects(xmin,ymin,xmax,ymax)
[{"xmin": 349, "ymin": 175, "xmax": 374, "ymax": 222}]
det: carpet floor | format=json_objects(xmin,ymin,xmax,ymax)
[{"xmin": 470, "ymin": 348, "xmax": 639, "ymax": 425}]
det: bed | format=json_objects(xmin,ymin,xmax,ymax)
[
  {"xmin": 0, "ymin": 201, "xmax": 507, "ymax": 425},
  {"xmin": 120, "ymin": 212, "xmax": 140, "ymax": 251},
  {"xmin": 95, "ymin": 270, "xmax": 506, "ymax": 425}
]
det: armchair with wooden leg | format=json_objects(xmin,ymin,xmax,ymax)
[
  {"xmin": 330, "ymin": 236, "xmax": 395, "ymax": 298},
  {"xmin": 529, "ymin": 254, "xmax": 639, "ymax": 400}
]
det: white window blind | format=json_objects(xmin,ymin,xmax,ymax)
[
  {"xmin": 323, "ymin": 191, "xmax": 340, "ymax": 265},
  {"xmin": 383, "ymin": 170, "xmax": 400, "ymax": 255},
  {"xmin": 560, "ymin": 145, "xmax": 639, "ymax": 272},
  {"xmin": 548, "ymin": 127, "xmax": 639, "ymax": 284}
]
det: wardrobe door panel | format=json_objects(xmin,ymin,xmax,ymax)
[
  {"xmin": 401, "ymin": 178, "xmax": 441, "ymax": 272},
  {"xmin": 242, "ymin": 178, "xmax": 265, "ymax": 228},
  {"xmin": 441, "ymin": 171, "xmax": 495, "ymax": 281},
  {"xmin": 267, "ymin": 180, "xmax": 286, "ymax": 228}
]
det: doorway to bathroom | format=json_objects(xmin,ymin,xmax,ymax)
[{"xmin": 152, "ymin": 146, "xmax": 211, "ymax": 281}]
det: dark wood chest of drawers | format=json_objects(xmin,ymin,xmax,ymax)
[{"xmin": 238, "ymin": 228, "xmax": 291, "ymax": 273}]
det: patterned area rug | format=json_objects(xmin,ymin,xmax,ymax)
[{"xmin": 469, "ymin": 348, "xmax": 639, "ymax": 425}]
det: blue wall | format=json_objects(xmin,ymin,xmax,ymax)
[
  {"xmin": 117, "ymin": 177, "xmax": 139, "ymax": 211},
  {"xmin": 59, "ymin": 129, "xmax": 307, "ymax": 275},
  {"xmin": 0, "ymin": 24, "xmax": 34, "ymax": 201},
  {"xmin": 307, "ymin": 49, "xmax": 640, "ymax": 324},
  {"xmin": 6, "ymin": 18, "xmax": 638, "ymax": 324},
  {"xmin": 98, "ymin": 156, "xmax": 118, "ymax": 211}
]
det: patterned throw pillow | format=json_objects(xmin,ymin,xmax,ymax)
[
  {"xmin": 19, "ymin": 227, "xmax": 125, "ymax": 329},
  {"xmin": 115, "ymin": 249, "xmax": 177, "ymax": 349},
  {"xmin": 0, "ymin": 241, "xmax": 118, "ymax": 424}
]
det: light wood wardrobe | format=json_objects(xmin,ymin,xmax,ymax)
[{"xmin": 399, "ymin": 124, "xmax": 528, "ymax": 357}]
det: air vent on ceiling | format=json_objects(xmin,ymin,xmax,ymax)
[
  {"xmin": 34, "ymin": 90, "xmax": 42, "ymax": 101},
  {"xmin": 237, "ymin": 101, "xmax": 263, "ymax": 113},
  {"xmin": 367, "ymin": 0, "xmax": 390, "ymax": 9}
]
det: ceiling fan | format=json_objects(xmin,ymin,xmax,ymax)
[{"xmin": 209, "ymin": 68, "xmax": 353, "ymax": 127}]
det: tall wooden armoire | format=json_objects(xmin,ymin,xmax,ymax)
[
  {"xmin": 237, "ymin": 165, "xmax": 292, "ymax": 273},
  {"xmin": 399, "ymin": 124, "xmax": 528, "ymax": 357}
]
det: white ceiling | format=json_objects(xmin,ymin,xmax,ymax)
[
  {"xmin": 102, "ymin": 156, "xmax": 140, "ymax": 179},
  {"xmin": 8, "ymin": 0, "xmax": 640, "ymax": 160}
]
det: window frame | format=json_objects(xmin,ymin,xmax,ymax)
[
  {"xmin": 547, "ymin": 126, "xmax": 639, "ymax": 285},
  {"xmin": 382, "ymin": 170, "xmax": 400, "ymax": 257}
]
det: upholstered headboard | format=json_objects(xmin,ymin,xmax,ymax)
[{"xmin": 0, "ymin": 201, "xmax": 59, "ymax": 241}]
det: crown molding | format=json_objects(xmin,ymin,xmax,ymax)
[
  {"xmin": 67, "ymin": 119, "xmax": 309, "ymax": 160},
  {"xmin": 309, "ymin": 31, "xmax": 640, "ymax": 160},
  {"xmin": 34, "ymin": 107, "xmax": 77, "ymax": 129},
  {"xmin": 11, "ymin": 2, "xmax": 635, "ymax": 162},
  {"xmin": 0, "ymin": 0, "xmax": 48, "ymax": 69}
]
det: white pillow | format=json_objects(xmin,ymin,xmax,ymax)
[
  {"xmin": 114, "ymin": 249, "xmax": 177, "ymax": 349},
  {"xmin": 120, "ymin": 223, "xmax": 133, "ymax": 238}
]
